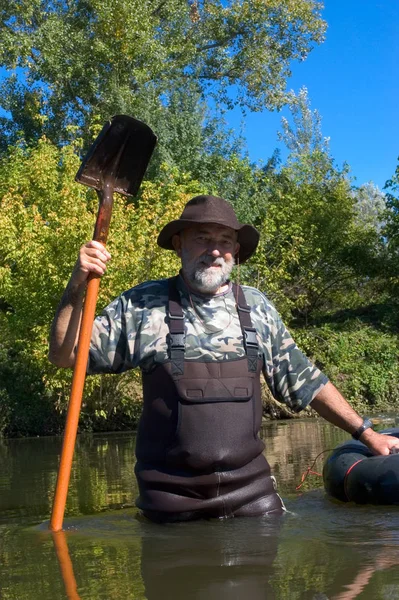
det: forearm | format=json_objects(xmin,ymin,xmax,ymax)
[
  {"xmin": 310, "ymin": 381, "xmax": 364, "ymax": 436},
  {"xmin": 48, "ymin": 241, "xmax": 111, "ymax": 368},
  {"xmin": 311, "ymin": 381, "xmax": 399, "ymax": 454},
  {"xmin": 48, "ymin": 273, "xmax": 86, "ymax": 368}
]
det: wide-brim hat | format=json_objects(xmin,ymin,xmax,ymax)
[{"xmin": 157, "ymin": 195, "xmax": 259, "ymax": 263}]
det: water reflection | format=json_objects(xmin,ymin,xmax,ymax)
[
  {"xmin": 52, "ymin": 531, "xmax": 81, "ymax": 600},
  {"xmin": 274, "ymin": 492, "xmax": 399, "ymax": 599},
  {"xmin": 139, "ymin": 517, "xmax": 281, "ymax": 599},
  {"xmin": 2, "ymin": 420, "xmax": 399, "ymax": 599},
  {"xmin": 330, "ymin": 552, "xmax": 399, "ymax": 600},
  {"xmin": 0, "ymin": 421, "xmax": 345, "ymax": 526},
  {"xmin": 49, "ymin": 504, "xmax": 399, "ymax": 600},
  {"xmin": 48, "ymin": 511, "xmax": 281, "ymax": 600}
]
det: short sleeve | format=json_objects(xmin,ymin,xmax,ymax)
[
  {"xmin": 242, "ymin": 286, "xmax": 328, "ymax": 412},
  {"xmin": 265, "ymin": 309, "xmax": 328, "ymax": 411},
  {"xmin": 88, "ymin": 291, "xmax": 141, "ymax": 375}
]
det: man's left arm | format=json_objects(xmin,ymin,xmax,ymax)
[{"xmin": 311, "ymin": 382, "xmax": 399, "ymax": 455}]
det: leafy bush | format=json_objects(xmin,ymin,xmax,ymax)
[
  {"xmin": 294, "ymin": 321, "xmax": 399, "ymax": 411},
  {"xmin": 0, "ymin": 135, "xmax": 397, "ymax": 435},
  {"xmin": 0, "ymin": 139, "xmax": 202, "ymax": 435}
]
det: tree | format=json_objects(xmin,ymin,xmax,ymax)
[
  {"xmin": 0, "ymin": 136, "xmax": 204, "ymax": 434},
  {"xmin": 0, "ymin": 0, "xmax": 326, "ymax": 148},
  {"xmin": 352, "ymin": 182, "xmax": 386, "ymax": 233},
  {"xmin": 382, "ymin": 160, "xmax": 399, "ymax": 295},
  {"xmin": 248, "ymin": 89, "xmax": 384, "ymax": 321},
  {"xmin": 278, "ymin": 86, "xmax": 329, "ymax": 157},
  {"xmin": 384, "ymin": 161, "xmax": 399, "ymax": 251}
]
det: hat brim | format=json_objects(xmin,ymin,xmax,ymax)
[{"xmin": 157, "ymin": 219, "xmax": 259, "ymax": 264}]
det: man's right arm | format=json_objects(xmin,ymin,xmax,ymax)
[{"xmin": 48, "ymin": 241, "xmax": 111, "ymax": 368}]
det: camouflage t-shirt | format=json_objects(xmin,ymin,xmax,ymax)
[{"xmin": 88, "ymin": 275, "xmax": 328, "ymax": 412}]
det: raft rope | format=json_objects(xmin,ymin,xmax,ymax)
[
  {"xmin": 295, "ymin": 449, "xmax": 335, "ymax": 491},
  {"xmin": 343, "ymin": 459, "xmax": 364, "ymax": 501}
]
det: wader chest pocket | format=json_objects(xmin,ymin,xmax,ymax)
[
  {"xmin": 166, "ymin": 376, "xmax": 262, "ymax": 470},
  {"xmin": 176, "ymin": 377, "xmax": 254, "ymax": 403}
]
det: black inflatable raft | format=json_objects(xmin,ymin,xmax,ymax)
[{"xmin": 323, "ymin": 428, "xmax": 399, "ymax": 504}]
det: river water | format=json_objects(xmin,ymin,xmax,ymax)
[{"xmin": 1, "ymin": 419, "xmax": 399, "ymax": 599}]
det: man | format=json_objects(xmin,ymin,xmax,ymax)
[{"xmin": 49, "ymin": 195, "xmax": 399, "ymax": 522}]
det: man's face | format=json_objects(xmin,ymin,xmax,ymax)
[{"xmin": 172, "ymin": 223, "xmax": 240, "ymax": 294}]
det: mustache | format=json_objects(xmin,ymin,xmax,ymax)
[{"xmin": 198, "ymin": 255, "xmax": 225, "ymax": 267}]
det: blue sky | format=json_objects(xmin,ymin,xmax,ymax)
[{"xmin": 225, "ymin": 0, "xmax": 399, "ymax": 190}]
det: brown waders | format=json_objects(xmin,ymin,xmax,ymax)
[{"xmin": 135, "ymin": 277, "xmax": 284, "ymax": 521}]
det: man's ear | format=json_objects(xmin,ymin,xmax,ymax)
[{"xmin": 172, "ymin": 234, "xmax": 182, "ymax": 257}]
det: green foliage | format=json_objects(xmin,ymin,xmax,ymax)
[
  {"xmin": 246, "ymin": 165, "xmax": 381, "ymax": 321},
  {"xmin": 0, "ymin": 343, "xmax": 63, "ymax": 436},
  {"xmin": 0, "ymin": 0, "xmax": 326, "ymax": 146},
  {"xmin": 384, "ymin": 160, "xmax": 399, "ymax": 243},
  {"xmin": 353, "ymin": 181, "xmax": 386, "ymax": 232},
  {"xmin": 0, "ymin": 63, "xmax": 397, "ymax": 435},
  {"xmin": 382, "ymin": 159, "xmax": 399, "ymax": 295},
  {"xmin": 278, "ymin": 86, "xmax": 330, "ymax": 160},
  {"xmin": 245, "ymin": 91, "xmax": 384, "ymax": 322},
  {"xmin": 294, "ymin": 321, "xmax": 399, "ymax": 410},
  {"xmin": 0, "ymin": 137, "xmax": 204, "ymax": 435}
]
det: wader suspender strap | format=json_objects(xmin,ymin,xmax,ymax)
[
  {"xmin": 167, "ymin": 278, "xmax": 259, "ymax": 374},
  {"xmin": 168, "ymin": 277, "xmax": 185, "ymax": 375},
  {"xmin": 232, "ymin": 283, "xmax": 259, "ymax": 373}
]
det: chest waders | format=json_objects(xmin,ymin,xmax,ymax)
[{"xmin": 135, "ymin": 277, "xmax": 284, "ymax": 521}]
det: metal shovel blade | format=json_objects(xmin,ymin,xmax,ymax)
[{"xmin": 75, "ymin": 115, "xmax": 157, "ymax": 197}]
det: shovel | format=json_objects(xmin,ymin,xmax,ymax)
[{"xmin": 49, "ymin": 115, "xmax": 157, "ymax": 532}]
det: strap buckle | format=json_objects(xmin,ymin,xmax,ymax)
[
  {"xmin": 169, "ymin": 333, "xmax": 185, "ymax": 350},
  {"xmin": 237, "ymin": 303, "xmax": 251, "ymax": 313},
  {"xmin": 169, "ymin": 313, "xmax": 185, "ymax": 320},
  {"xmin": 244, "ymin": 328, "xmax": 258, "ymax": 349}
]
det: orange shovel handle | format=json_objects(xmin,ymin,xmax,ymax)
[
  {"xmin": 50, "ymin": 188, "xmax": 113, "ymax": 532},
  {"xmin": 49, "ymin": 274, "xmax": 101, "ymax": 531}
]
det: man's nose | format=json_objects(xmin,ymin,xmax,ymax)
[{"xmin": 209, "ymin": 247, "xmax": 221, "ymax": 257}]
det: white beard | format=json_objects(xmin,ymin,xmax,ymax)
[{"xmin": 181, "ymin": 250, "xmax": 235, "ymax": 294}]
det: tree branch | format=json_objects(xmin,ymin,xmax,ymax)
[
  {"xmin": 151, "ymin": 0, "xmax": 168, "ymax": 17},
  {"xmin": 196, "ymin": 29, "xmax": 247, "ymax": 53}
]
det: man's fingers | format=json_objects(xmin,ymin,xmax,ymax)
[
  {"xmin": 71, "ymin": 242, "xmax": 112, "ymax": 284},
  {"xmin": 80, "ymin": 257, "xmax": 108, "ymax": 276},
  {"xmin": 82, "ymin": 241, "xmax": 111, "ymax": 262},
  {"xmin": 81, "ymin": 252, "xmax": 109, "ymax": 269},
  {"xmin": 79, "ymin": 243, "xmax": 111, "ymax": 273}
]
